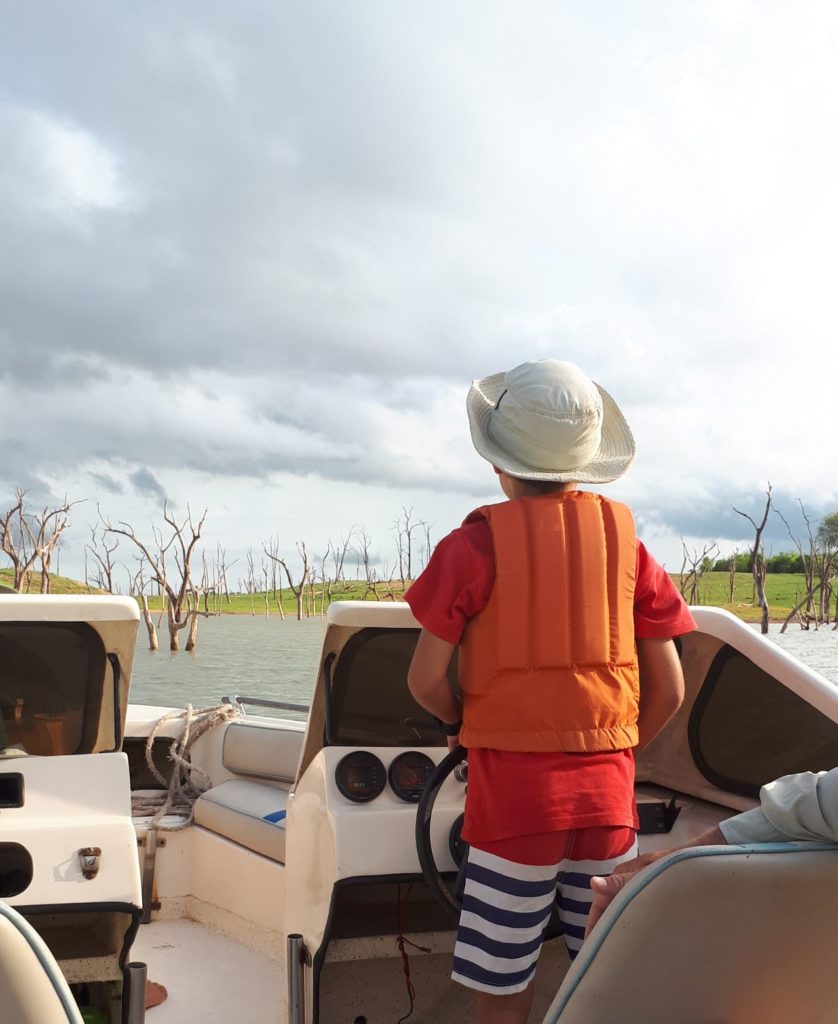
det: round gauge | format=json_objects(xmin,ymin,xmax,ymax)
[
  {"xmin": 335, "ymin": 751, "xmax": 387, "ymax": 803},
  {"xmin": 388, "ymin": 751, "xmax": 436, "ymax": 803},
  {"xmin": 449, "ymin": 813, "xmax": 467, "ymax": 867}
]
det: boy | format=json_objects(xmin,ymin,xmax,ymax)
[{"xmin": 406, "ymin": 359, "xmax": 695, "ymax": 1024}]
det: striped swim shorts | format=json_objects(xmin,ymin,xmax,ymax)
[{"xmin": 452, "ymin": 826, "xmax": 637, "ymax": 995}]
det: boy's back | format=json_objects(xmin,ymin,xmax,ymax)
[{"xmin": 406, "ymin": 359, "xmax": 694, "ymax": 1024}]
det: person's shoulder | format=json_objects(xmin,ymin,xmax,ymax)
[
  {"xmin": 596, "ymin": 492, "xmax": 637, "ymax": 517},
  {"xmin": 437, "ymin": 517, "xmax": 493, "ymax": 561}
]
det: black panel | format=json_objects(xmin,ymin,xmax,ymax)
[
  {"xmin": 328, "ymin": 628, "xmax": 454, "ymax": 747},
  {"xmin": 0, "ymin": 622, "xmax": 106, "ymax": 755},
  {"xmin": 689, "ymin": 644, "xmax": 838, "ymax": 797},
  {"xmin": 0, "ymin": 772, "xmax": 23, "ymax": 808},
  {"xmin": 0, "ymin": 842, "xmax": 33, "ymax": 897}
]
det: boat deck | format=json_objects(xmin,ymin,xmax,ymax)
[
  {"xmin": 132, "ymin": 917, "xmax": 572, "ymax": 1023},
  {"xmin": 132, "ymin": 920, "xmax": 282, "ymax": 1023}
]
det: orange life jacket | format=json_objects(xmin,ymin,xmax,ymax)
[{"xmin": 458, "ymin": 491, "xmax": 639, "ymax": 753}]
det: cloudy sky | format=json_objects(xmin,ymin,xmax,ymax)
[{"xmin": 2, "ymin": 1, "xmax": 838, "ymax": 588}]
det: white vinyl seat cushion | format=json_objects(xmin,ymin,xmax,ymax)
[
  {"xmin": 544, "ymin": 841, "xmax": 838, "ymax": 1024},
  {"xmin": 193, "ymin": 780, "xmax": 289, "ymax": 863},
  {"xmin": 0, "ymin": 901, "xmax": 83, "ymax": 1023}
]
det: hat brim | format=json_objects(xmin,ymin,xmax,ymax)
[{"xmin": 466, "ymin": 371, "xmax": 636, "ymax": 484}]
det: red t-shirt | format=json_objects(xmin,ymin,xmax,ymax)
[{"xmin": 405, "ymin": 516, "xmax": 696, "ymax": 845}]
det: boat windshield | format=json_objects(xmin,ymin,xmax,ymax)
[
  {"xmin": 0, "ymin": 622, "xmax": 107, "ymax": 756},
  {"xmin": 690, "ymin": 645, "xmax": 838, "ymax": 796},
  {"xmin": 327, "ymin": 627, "xmax": 453, "ymax": 747}
]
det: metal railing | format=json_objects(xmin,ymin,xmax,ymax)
[{"xmin": 221, "ymin": 694, "xmax": 310, "ymax": 717}]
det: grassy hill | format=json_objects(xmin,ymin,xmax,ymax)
[
  {"xmin": 0, "ymin": 567, "xmax": 827, "ymax": 624},
  {"xmin": 0, "ymin": 568, "xmax": 104, "ymax": 595},
  {"xmin": 141, "ymin": 572, "xmax": 822, "ymax": 624}
]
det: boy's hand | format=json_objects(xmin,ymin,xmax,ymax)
[{"xmin": 447, "ymin": 733, "xmax": 461, "ymax": 752}]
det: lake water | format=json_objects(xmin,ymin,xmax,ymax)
[{"xmin": 128, "ymin": 613, "xmax": 838, "ymax": 712}]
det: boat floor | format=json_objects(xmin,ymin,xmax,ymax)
[
  {"xmin": 131, "ymin": 918, "xmax": 571, "ymax": 1023},
  {"xmin": 132, "ymin": 920, "xmax": 282, "ymax": 1023}
]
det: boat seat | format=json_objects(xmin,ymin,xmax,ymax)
[
  {"xmin": 221, "ymin": 721, "xmax": 303, "ymax": 783},
  {"xmin": 542, "ymin": 842, "xmax": 838, "ymax": 1024},
  {"xmin": 0, "ymin": 901, "xmax": 84, "ymax": 1023},
  {"xmin": 194, "ymin": 780, "xmax": 289, "ymax": 863}
]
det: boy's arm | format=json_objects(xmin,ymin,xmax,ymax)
[
  {"xmin": 635, "ymin": 636, "xmax": 685, "ymax": 751},
  {"xmin": 407, "ymin": 629, "xmax": 461, "ymax": 727}
]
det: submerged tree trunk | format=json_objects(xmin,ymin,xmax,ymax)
[
  {"xmin": 168, "ymin": 605, "xmax": 180, "ymax": 651},
  {"xmin": 186, "ymin": 610, "xmax": 199, "ymax": 652},
  {"xmin": 733, "ymin": 485, "xmax": 772, "ymax": 635},
  {"xmin": 139, "ymin": 594, "xmax": 159, "ymax": 651}
]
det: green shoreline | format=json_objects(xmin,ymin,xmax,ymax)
[{"xmin": 3, "ymin": 569, "xmax": 830, "ymax": 625}]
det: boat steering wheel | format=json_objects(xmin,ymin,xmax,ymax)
[{"xmin": 415, "ymin": 744, "xmax": 468, "ymax": 918}]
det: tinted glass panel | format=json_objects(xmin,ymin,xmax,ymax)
[
  {"xmin": 689, "ymin": 645, "xmax": 838, "ymax": 797},
  {"xmin": 0, "ymin": 623, "xmax": 106, "ymax": 755},
  {"xmin": 329, "ymin": 628, "xmax": 454, "ymax": 747}
]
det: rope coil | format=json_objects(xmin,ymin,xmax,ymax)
[{"xmin": 131, "ymin": 703, "xmax": 241, "ymax": 830}]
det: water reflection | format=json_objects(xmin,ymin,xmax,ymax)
[{"xmin": 130, "ymin": 615, "xmax": 326, "ymax": 713}]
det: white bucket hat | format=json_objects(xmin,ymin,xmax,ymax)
[{"xmin": 466, "ymin": 359, "xmax": 636, "ymax": 484}]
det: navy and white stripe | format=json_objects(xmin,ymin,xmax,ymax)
[{"xmin": 452, "ymin": 839, "xmax": 638, "ymax": 993}]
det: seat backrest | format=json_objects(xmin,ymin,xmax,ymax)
[
  {"xmin": 0, "ymin": 901, "xmax": 83, "ymax": 1023},
  {"xmin": 222, "ymin": 721, "xmax": 304, "ymax": 785},
  {"xmin": 543, "ymin": 842, "xmax": 838, "ymax": 1024}
]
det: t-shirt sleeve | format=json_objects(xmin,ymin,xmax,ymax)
[
  {"xmin": 634, "ymin": 541, "xmax": 697, "ymax": 639},
  {"xmin": 404, "ymin": 524, "xmax": 494, "ymax": 644}
]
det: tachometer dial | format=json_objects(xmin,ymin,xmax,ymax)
[{"xmin": 388, "ymin": 751, "xmax": 436, "ymax": 803}]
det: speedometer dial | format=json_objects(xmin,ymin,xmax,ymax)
[
  {"xmin": 388, "ymin": 751, "xmax": 435, "ymax": 803},
  {"xmin": 335, "ymin": 751, "xmax": 387, "ymax": 803}
]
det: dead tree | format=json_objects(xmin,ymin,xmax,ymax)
[
  {"xmin": 392, "ymin": 507, "xmax": 424, "ymax": 585},
  {"xmin": 0, "ymin": 490, "xmax": 79, "ymax": 593},
  {"xmin": 815, "ymin": 512, "xmax": 838, "ymax": 629},
  {"xmin": 87, "ymin": 523, "xmax": 120, "ymax": 594},
  {"xmin": 0, "ymin": 490, "xmax": 40, "ymax": 591},
  {"xmin": 419, "ymin": 521, "xmax": 434, "ymax": 573},
  {"xmin": 316, "ymin": 547, "xmax": 333, "ymax": 616},
  {"xmin": 328, "ymin": 530, "xmax": 356, "ymax": 594},
  {"xmin": 30, "ymin": 498, "xmax": 78, "ymax": 593},
  {"xmin": 103, "ymin": 502, "xmax": 208, "ymax": 652},
  {"xmin": 245, "ymin": 549, "xmax": 258, "ymax": 616},
  {"xmin": 727, "ymin": 548, "xmax": 739, "ymax": 605},
  {"xmin": 356, "ymin": 528, "xmax": 380, "ymax": 600},
  {"xmin": 264, "ymin": 541, "xmax": 309, "ymax": 621},
  {"xmin": 733, "ymin": 484, "xmax": 773, "ymax": 634},
  {"xmin": 264, "ymin": 537, "xmax": 286, "ymax": 619},
  {"xmin": 776, "ymin": 503, "xmax": 819, "ymax": 631},
  {"xmin": 129, "ymin": 557, "xmax": 159, "ymax": 651},
  {"xmin": 261, "ymin": 559, "xmax": 271, "ymax": 618},
  {"xmin": 213, "ymin": 544, "xmax": 236, "ymax": 613},
  {"xmin": 678, "ymin": 539, "xmax": 719, "ymax": 605}
]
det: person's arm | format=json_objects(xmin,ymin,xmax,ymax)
[
  {"xmin": 407, "ymin": 629, "xmax": 461, "ymax": 737},
  {"xmin": 585, "ymin": 823, "xmax": 726, "ymax": 936},
  {"xmin": 635, "ymin": 636, "xmax": 685, "ymax": 751},
  {"xmin": 587, "ymin": 767, "xmax": 838, "ymax": 937},
  {"xmin": 721, "ymin": 769, "xmax": 838, "ymax": 844}
]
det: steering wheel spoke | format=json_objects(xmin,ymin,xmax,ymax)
[{"xmin": 414, "ymin": 744, "xmax": 467, "ymax": 918}]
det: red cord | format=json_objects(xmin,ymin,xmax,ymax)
[{"xmin": 396, "ymin": 884, "xmax": 431, "ymax": 1023}]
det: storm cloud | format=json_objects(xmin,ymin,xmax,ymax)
[{"xmin": 2, "ymin": 2, "xmax": 838, "ymax": 577}]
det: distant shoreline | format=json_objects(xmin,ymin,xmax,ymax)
[{"xmin": 2, "ymin": 569, "xmax": 830, "ymax": 628}]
